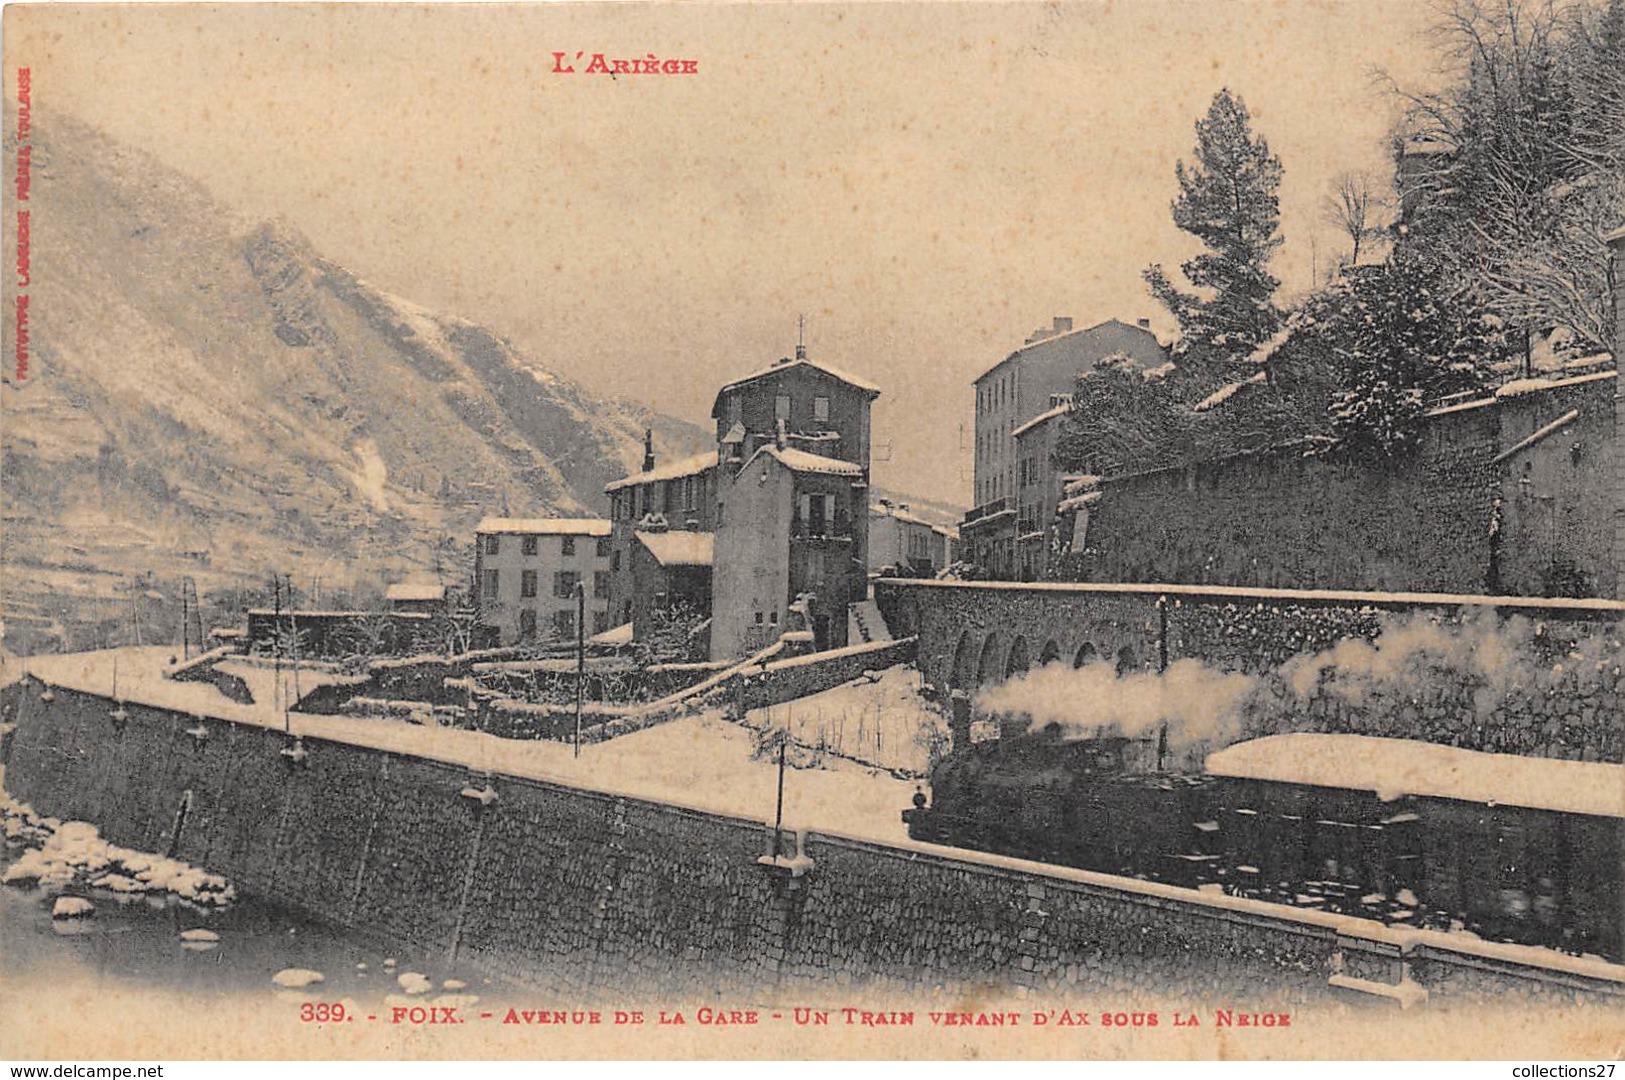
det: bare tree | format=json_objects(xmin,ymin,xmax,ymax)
[{"xmin": 1323, "ymin": 171, "xmax": 1386, "ymax": 267}]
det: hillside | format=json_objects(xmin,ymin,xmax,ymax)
[{"xmin": 0, "ymin": 112, "xmax": 708, "ymax": 652}]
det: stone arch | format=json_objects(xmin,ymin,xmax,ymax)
[
  {"xmin": 977, "ymin": 634, "xmax": 1004, "ymax": 687},
  {"xmin": 1038, "ymin": 639, "xmax": 1061, "ymax": 667},
  {"xmin": 950, "ymin": 630, "xmax": 976, "ymax": 690},
  {"xmin": 1115, "ymin": 645, "xmax": 1139, "ymax": 676},
  {"xmin": 1005, "ymin": 636, "xmax": 1030, "ymax": 679},
  {"xmin": 1073, "ymin": 641, "xmax": 1099, "ymax": 669}
]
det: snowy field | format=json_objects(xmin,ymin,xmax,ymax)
[
  {"xmin": 743, "ymin": 665, "xmax": 948, "ymax": 776},
  {"xmin": 19, "ymin": 648, "xmax": 921, "ymax": 844}
]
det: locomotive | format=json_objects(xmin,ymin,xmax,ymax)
[{"xmin": 903, "ymin": 721, "xmax": 1624, "ymax": 962}]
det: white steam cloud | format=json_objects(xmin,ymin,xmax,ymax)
[{"xmin": 973, "ymin": 658, "xmax": 1256, "ymax": 753}]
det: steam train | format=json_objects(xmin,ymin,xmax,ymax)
[{"xmin": 903, "ymin": 722, "xmax": 1625, "ymax": 961}]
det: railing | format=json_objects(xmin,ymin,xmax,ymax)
[
  {"xmin": 790, "ymin": 515, "xmax": 853, "ymax": 541},
  {"xmin": 962, "ymin": 497, "xmax": 1010, "ymax": 527}
]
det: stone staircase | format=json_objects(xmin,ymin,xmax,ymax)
[{"xmin": 848, "ymin": 599, "xmax": 892, "ymax": 645}]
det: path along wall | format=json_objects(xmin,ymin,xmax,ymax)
[
  {"xmin": 875, "ymin": 580, "xmax": 1625, "ymax": 762},
  {"xmin": 4, "ymin": 679, "xmax": 1621, "ymax": 1005}
]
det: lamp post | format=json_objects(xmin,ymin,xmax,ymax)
[{"xmin": 574, "ymin": 579, "xmax": 586, "ymax": 758}]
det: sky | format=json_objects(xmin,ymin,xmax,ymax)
[{"xmin": 6, "ymin": 1, "xmax": 1445, "ymax": 506}]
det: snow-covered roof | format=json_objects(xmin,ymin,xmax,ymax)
[
  {"xmin": 1012, "ymin": 403, "xmax": 1070, "ymax": 439},
  {"xmin": 1206, "ymin": 733, "xmax": 1625, "ymax": 819},
  {"xmin": 476, "ymin": 517, "xmax": 612, "ymax": 537},
  {"xmin": 869, "ymin": 502, "xmax": 940, "ymax": 530},
  {"xmin": 1245, "ymin": 324, "xmax": 1294, "ymax": 368},
  {"xmin": 1056, "ymin": 490, "xmax": 1103, "ymax": 514},
  {"xmin": 975, "ymin": 318, "xmax": 1162, "ymax": 384},
  {"xmin": 247, "ymin": 608, "xmax": 430, "ymax": 619},
  {"xmin": 1193, "ymin": 370, "xmax": 1268, "ymax": 413},
  {"xmin": 634, "ymin": 529, "xmax": 714, "ymax": 568},
  {"xmin": 587, "ymin": 621, "xmax": 635, "ymax": 646},
  {"xmin": 1141, "ymin": 361, "xmax": 1176, "ymax": 380},
  {"xmin": 385, "ymin": 583, "xmax": 446, "ymax": 602},
  {"xmin": 604, "ymin": 451, "xmax": 718, "ymax": 493},
  {"xmin": 1493, "ymin": 369, "xmax": 1617, "ymax": 400},
  {"xmin": 750, "ymin": 444, "xmax": 865, "ymax": 477},
  {"xmin": 711, "ymin": 357, "xmax": 881, "ymax": 416}
]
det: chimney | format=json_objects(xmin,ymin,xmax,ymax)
[
  {"xmin": 642, "ymin": 429, "xmax": 655, "ymax": 473},
  {"xmin": 1137, "ymin": 318, "xmax": 1152, "ymax": 330},
  {"xmin": 1053, "ymin": 317, "xmax": 1073, "ymax": 334}
]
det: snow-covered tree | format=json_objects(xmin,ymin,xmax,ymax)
[
  {"xmin": 1295, "ymin": 257, "xmax": 1511, "ymax": 456},
  {"xmin": 1051, "ymin": 355, "xmax": 1196, "ymax": 477},
  {"xmin": 1390, "ymin": 0, "xmax": 1625, "ymax": 350},
  {"xmin": 1144, "ymin": 89, "xmax": 1286, "ymax": 365}
]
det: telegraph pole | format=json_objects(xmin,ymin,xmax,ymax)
[{"xmin": 574, "ymin": 580, "xmax": 586, "ymax": 758}]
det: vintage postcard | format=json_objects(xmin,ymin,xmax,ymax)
[{"xmin": 2, "ymin": 0, "xmax": 1623, "ymax": 1063}]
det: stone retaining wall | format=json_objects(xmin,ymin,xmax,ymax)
[{"xmin": 4, "ymin": 679, "xmax": 1619, "ymax": 1006}]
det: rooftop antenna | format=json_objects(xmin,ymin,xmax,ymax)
[{"xmin": 795, "ymin": 314, "xmax": 807, "ymax": 362}]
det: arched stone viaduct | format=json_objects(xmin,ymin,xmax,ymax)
[{"xmin": 873, "ymin": 578, "xmax": 1625, "ymax": 694}]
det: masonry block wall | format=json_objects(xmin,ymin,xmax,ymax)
[
  {"xmin": 876, "ymin": 580, "xmax": 1624, "ymax": 762},
  {"xmin": 1061, "ymin": 375, "xmax": 1618, "ymax": 599},
  {"xmin": 7, "ymin": 681, "xmax": 1620, "ymax": 1004}
]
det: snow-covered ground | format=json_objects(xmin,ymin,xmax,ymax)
[
  {"xmin": 743, "ymin": 665, "xmax": 947, "ymax": 776},
  {"xmin": 19, "ymin": 648, "xmax": 920, "ymax": 844},
  {"xmin": 12, "ymin": 648, "xmax": 1625, "ymax": 987}
]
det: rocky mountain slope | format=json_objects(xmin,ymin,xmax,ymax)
[{"xmin": 1, "ymin": 112, "xmax": 708, "ymax": 651}]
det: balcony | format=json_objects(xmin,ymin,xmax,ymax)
[
  {"xmin": 791, "ymin": 514, "xmax": 853, "ymax": 542},
  {"xmin": 961, "ymin": 497, "xmax": 1013, "ymax": 532}
]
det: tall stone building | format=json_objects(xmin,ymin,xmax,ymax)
[
  {"xmin": 709, "ymin": 346, "xmax": 879, "ymax": 658},
  {"xmin": 602, "ymin": 342, "xmax": 881, "ymax": 659},
  {"xmin": 964, "ymin": 316, "xmax": 1166, "ymax": 577}
]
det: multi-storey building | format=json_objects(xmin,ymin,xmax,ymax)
[
  {"xmin": 868, "ymin": 500, "xmax": 955, "ymax": 578},
  {"xmin": 472, "ymin": 517, "xmax": 613, "ymax": 646},
  {"xmin": 604, "ymin": 435, "xmax": 719, "ymax": 630},
  {"xmin": 1011, "ymin": 394, "xmax": 1075, "ymax": 581},
  {"xmin": 602, "ymin": 343, "xmax": 880, "ymax": 659},
  {"xmin": 964, "ymin": 316, "xmax": 1166, "ymax": 577},
  {"xmin": 709, "ymin": 345, "xmax": 880, "ymax": 658}
]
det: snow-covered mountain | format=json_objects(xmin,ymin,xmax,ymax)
[{"xmin": 1, "ymin": 112, "xmax": 708, "ymax": 651}]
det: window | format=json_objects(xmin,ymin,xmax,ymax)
[
  {"xmin": 775, "ymin": 394, "xmax": 791, "ymax": 423},
  {"xmin": 611, "ymin": 549, "xmax": 622, "ymax": 572},
  {"xmin": 596, "ymin": 537, "xmax": 611, "ymax": 558},
  {"xmin": 554, "ymin": 570, "xmax": 579, "ymax": 598},
  {"xmin": 520, "ymin": 570, "xmax": 538, "ymax": 598},
  {"xmin": 593, "ymin": 571, "xmax": 610, "ymax": 598},
  {"xmin": 813, "ymin": 396, "xmax": 830, "ymax": 422},
  {"xmin": 522, "ymin": 534, "xmax": 538, "ymax": 556},
  {"xmin": 518, "ymin": 609, "xmax": 536, "ymax": 639},
  {"xmin": 483, "ymin": 535, "xmax": 500, "ymax": 556},
  {"xmin": 553, "ymin": 609, "xmax": 576, "ymax": 639},
  {"xmin": 481, "ymin": 569, "xmax": 499, "ymax": 598},
  {"xmin": 593, "ymin": 611, "xmax": 611, "ymax": 636},
  {"xmin": 561, "ymin": 536, "xmax": 576, "ymax": 557}
]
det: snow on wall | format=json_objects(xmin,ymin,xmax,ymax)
[
  {"xmin": 1055, "ymin": 373, "xmax": 1619, "ymax": 599},
  {"xmin": 4, "ymin": 679, "xmax": 1620, "ymax": 1003},
  {"xmin": 879, "ymin": 581, "xmax": 1624, "ymax": 764}
]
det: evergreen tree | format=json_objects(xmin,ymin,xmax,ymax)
[
  {"xmin": 1144, "ymin": 89, "xmax": 1286, "ymax": 363},
  {"xmin": 1050, "ymin": 355, "xmax": 1195, "ymax": 478},
  {"xmin": 1296, "ymin": 256, "xmax": 1510, "ymax": 456}
]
